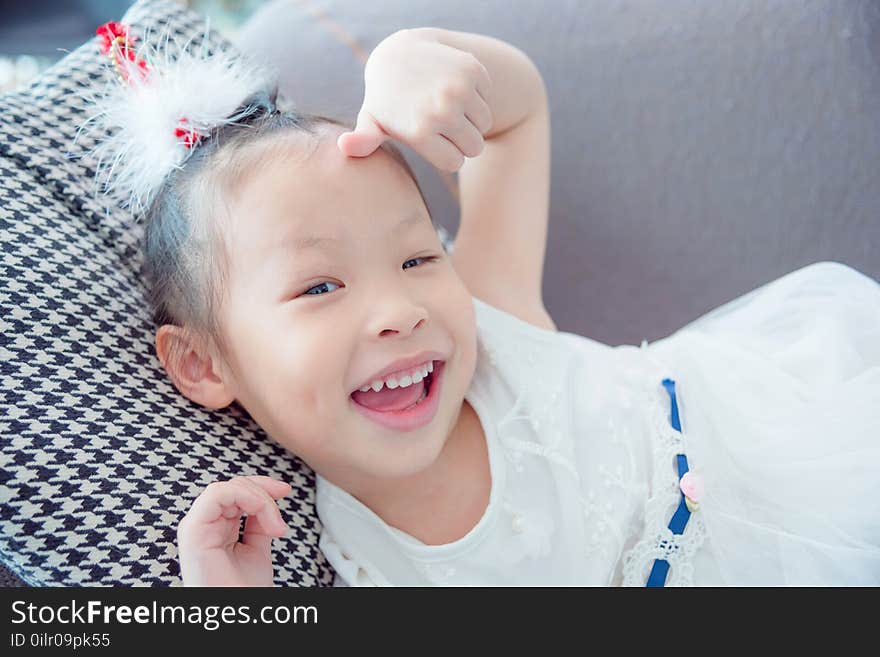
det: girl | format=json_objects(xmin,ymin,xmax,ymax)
[{"xmin": 88, "ymin": 21, "xmax": 880, "ymax": 586}]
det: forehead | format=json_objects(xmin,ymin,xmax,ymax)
[
  {"xmin": 284, "ymin": 212, "xmax": 425, "ymax": 252},
  {"xmin": 224, "ymin": 128, "xmax": 431, "ymax": 260}
]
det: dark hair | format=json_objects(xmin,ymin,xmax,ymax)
[{"xmin": 143, "ymin": 93, "xmax": 432, "ymax": 365}]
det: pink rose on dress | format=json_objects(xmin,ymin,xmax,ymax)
[{"xmin": 680, "ymin": 471, "xmax": 705, "ymax": 502}]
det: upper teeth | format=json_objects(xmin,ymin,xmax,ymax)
[{"xmin": 358, "ymin": 360, "xmax": 434, "ymax": 392}]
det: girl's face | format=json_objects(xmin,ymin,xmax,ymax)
[{"xmin": 212, "ymin": 129, "xmax": 477, "ymax": 494}]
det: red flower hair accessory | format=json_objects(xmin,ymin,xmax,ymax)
[
  {"xmin": 80, "ymin": 19, "xmax": 276, "ymax": 213},
  {"xmin": 96, "ymin": 21, "xmax": 150, "ymax": 84},
  {"xmin": 95, "ymin": 21, "xmax": 205, "ymax": 149},
  {"xmin": 173, "ymin": 118, "xmax": 203, "ymax": 150}
]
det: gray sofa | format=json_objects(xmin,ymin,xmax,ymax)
[
  {"xmin": 2, "ymin": 0, "xmax": 878, "ymax": 587},
  {"xmin": 235, "ymin": 0, "xmax": 879, "ymax": 345}
]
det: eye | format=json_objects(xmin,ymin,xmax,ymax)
[
  {"xmin": 403, "ymin": 255, "xmax": 439, "ymax": 270},
  {"xmin": 302, "ymin": 281, "xmax": 342, "ymax": 297},
  {"xmin": 295, "ymin": 255, "xmax": 439, "ymax": 299}
]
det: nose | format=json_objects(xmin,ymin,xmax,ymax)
[{"xmin": 370, "ymin": 301, "xmax": 429, "ymax": 338}]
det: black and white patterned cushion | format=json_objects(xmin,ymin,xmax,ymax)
[{"xmin": 0, "ymin": 0, "xmax": 334, "ymax": 586}]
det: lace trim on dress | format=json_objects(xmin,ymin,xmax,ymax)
[
  {"xmin": 483, "ymin": 322, "xmax": 636, "ymax": 573},
  {"xmin": 619, "ymin": 372, "xmax": 708, "ymax": 587}
]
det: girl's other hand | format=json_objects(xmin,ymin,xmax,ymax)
[
  {"xmin": 177, "ymin": 475, "xmax": 292, "ymax": 587},
  {"xmin": 337, "ymin": 28, "xmax": 494, "ymax": 172}
]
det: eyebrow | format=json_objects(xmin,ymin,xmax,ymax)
[{"xmin": 284, "ymin": 212, "xmax": 426, "ymax": 253}]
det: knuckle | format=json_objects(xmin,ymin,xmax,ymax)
[
  {"xmin": 440, "ymin": 82, "xmax": 465, "ymax": 104},
  {"xmin": 445, "ymin": 154, "xmax": 465, "ymax": 172},
  {"xmin": 462, "ymin": 51, "xmax": 479, "ymax": 68},
  {"xmin": 177, "ymin": 515, "xmax": 192, "ymax": 537},
  {"xmin": 465, "ymin": 54, "xmax": 484, "ymax": 77},
  {"xmin": 430, "ymin": 90, "xmax": 452, "ymax": 113},
  {"xmin": 425, "ymin": 102, "xmax": 448, "ymax": 124},
  {"xmin": 204, "ymin": 481, "xmax": 223, "ymax": 495},
  {"xmin": 460, "ymin": 135, "xmax": 481, "ymax": 157},
  {"xmin": 411, "ymin": 121, "xmax": 434, "ymax": 144}
]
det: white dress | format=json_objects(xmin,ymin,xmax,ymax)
[{"xmin": 316, "ymin": 261, "xmax": 880, "ymax": 586}]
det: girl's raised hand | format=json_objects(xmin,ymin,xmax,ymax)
[
  {"xmin": 176, "ymin": 475, "xmax": 292, "ymax": 587},
  {"xmin": 337, "ymin": 28, "xmax": 493, "ymax": 172}
]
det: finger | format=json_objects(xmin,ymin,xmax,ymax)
[
  {"xmin": 338, "ymin": 131, "xmax": 383, "ymax": 158},
  {"xmin": 183, "ymin": 478, "xmax": 286, "ymax": 554},
  {"xmin": 184, "ymin": 480, "xmax": 264, "ymax": 529},
  {"xmin": 240, "ymin": 514, "xmax": 274, "ymax": 553},
  {"xmin": 464, "ymin": 91, "xmax": 493, "ymax": 137},
  {"xmin": 235, "ymin": 477, "xmax": 289, "ymax": 531},
  {"xmin": 440, "ymin": 114, "xmax": 485, "ymax": 159},
  {"xmin": 338, "ymin": 108, "xmax": 387, "ymax": 157},
  {"xmin": 233, "ymin": 477, "xmax": 287, "ymax": 526},
  {"xmin": 417, "ymin": 132, "xmax": 466, "ymax": 172},
  {"xmin": 242, "ymin": 475, "xmax": 292, "ymax": 499},
  {"xmin": 469, "ymin": 57, "xmax": 492, "ymax": 107},
  {"xmin": 241, "ymin": 502, "xmax": 288, "ymax": 553}
]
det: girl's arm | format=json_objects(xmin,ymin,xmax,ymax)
[{"xmin": 412, "ymin": 28, "xmax": 555, "ymax": 331}]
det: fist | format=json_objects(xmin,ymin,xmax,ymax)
[{"xmin": 337, "ymin": 28, "xmax": 493, "ymax": 172}]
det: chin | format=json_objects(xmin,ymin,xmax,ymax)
[{"xmin": 373, "ymin": 419, "xmax": 455, "ymax": 480}]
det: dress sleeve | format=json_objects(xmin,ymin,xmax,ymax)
[{"xmin": 319, "ymin": 530, "xmax": 380, "ymax": 587}]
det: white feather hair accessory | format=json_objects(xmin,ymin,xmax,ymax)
[{"xmin": 79, "ymin": 21, "xmax": 278, "ymax": 216}]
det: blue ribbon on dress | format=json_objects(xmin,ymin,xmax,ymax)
[{"xmin": 646, "ymin": 377, "xmax": 692, "ymax": 587}]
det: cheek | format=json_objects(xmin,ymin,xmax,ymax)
[
  {"xmin": 457, "ymin": 305, "xmax": 479, "ymax": 383},
  {"xmin": 434, "ymin": 274, "xmax": 478, "ymax": 386},
  {"xmin": 443, "ymin": 262, "xmax": 477, "ymax": 307},
  {"xmin": 245, "ymin": 353, "xmax": 342, "ymax": 458},
  {"xmin": 259, "ymin": 326, "xmax": 351, "ymax": 408}
]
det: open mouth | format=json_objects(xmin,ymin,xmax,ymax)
[
  {"xmin": 349, "ymin": 360, "xmax": 445, "ymax": 431},
  {"xmin": 350, "ymin": 360, "xmax": 438, "ymax": 410},
  {"xmin": 399, "ymin": 369, "xmax": 433, "ymax": 410}
]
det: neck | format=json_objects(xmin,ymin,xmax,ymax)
[{"xmin": 322, "ymin": 400, "xmax": 482, "ymax": 533}]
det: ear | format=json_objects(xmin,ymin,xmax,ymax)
[{"xmin": 155, "ymin": 325, "xmax": 236, "ymax": 409}]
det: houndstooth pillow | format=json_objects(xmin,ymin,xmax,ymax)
[{"xmin": 0, "ymin": 0, "xmax": 335, "ymax": 586}]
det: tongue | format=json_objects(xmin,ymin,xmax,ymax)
[{"xmin": 352, "ymin": 379, "xmax": 425, "ymax": 412}]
